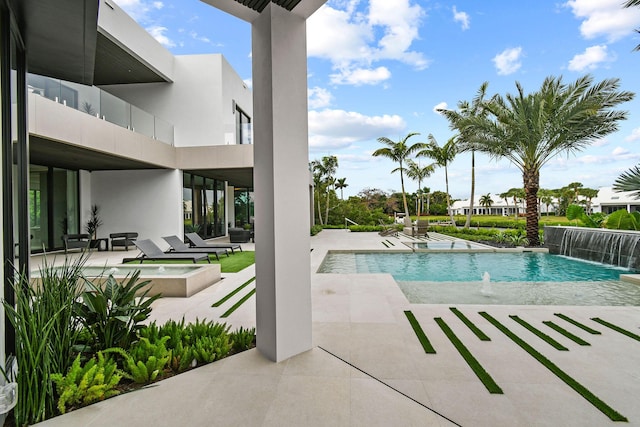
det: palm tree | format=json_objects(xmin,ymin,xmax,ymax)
[
  {"xmin": 423, "ymin": 187, "xmax": 431, "ymax": 215},
  {"xmin": 418, "ymin": 135, "xmax": 457, "ymax": 223},
  {"xmin": 310, "ymin": 155, "xmax": 338, "ymax": 225},
  {"xmin": 625, "ymin": 0, "xmax": 640, "ymax": 51},
  {"xmin": 449, "ymin": 75, "xmax": 634, "ymax": 245},
  {"xmin": 310, "ymin": 160, "xmax": 325, "ymax": 225},
  {"xmin": 579, "ymin": 187, "xmax": 599, "ymax": 214},
  {"xmin": 405, "ymin": 160, "xmax": 435, "ymax": 219},
  {"xmin": 537, "ymin": 188, "xmax": 555, "ymax": 217},
  {"xmin": 335, "ymin": 177, "xmax": 348, "ymax": 200},
  {"xmin": 439, "ymin": 82, "xmax": 489, "ymax": 228},
  {"xmin": 372, "ymin": 133, "xmax": 426, "ymax": 226},
  {"xmin": 479, "ymin": 193, "xmax": 493, "ymax": 214},
  {"xmin": 565, "ymin": 182, "xmax": 583, "ymax": 204},
  {"xmin": 614, "ymin": 164, "xmax": 640, "ymax": 198}
]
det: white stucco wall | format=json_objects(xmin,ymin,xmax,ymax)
[
  {"xmin": 90, "ymin": 169, "xmax": 183, "ymax": 249},
  {"xmin": 101, "ymin": 54, "xmax": 252, "ymax": 148}
]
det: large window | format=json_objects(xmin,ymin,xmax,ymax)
[
  {"xmin": 234, "ymin": 188, "xmax": 254, "ymax": 228},
  {"xmin": 183, "ymin": 172, "xmax": 226, "ymax": 239},
  {"xmin": 235, "ymin": 106, "xmax": 251, "ymax": 145},
  {"xmin": 29, "ymin": 165, "xmax": 79, "ymax": 252}
]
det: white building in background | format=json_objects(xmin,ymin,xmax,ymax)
[
  {"xmin": 591, "ymin": 187, "xmax": 640, "ymax": 214},
  {"xmin": 451, "ymin": 194, "xmax": 529, "ymax": 217}
]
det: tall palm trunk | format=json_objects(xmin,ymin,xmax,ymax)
[
  {"xmin": 524, "ymin": 168, "xmax": 540, "ymax": 245},
  {"xmin": 445, "ymin": 166, "xmax": 454, "ymax": 224},
  {"xmin": 316, "ymin": 190, "xmax": 324, "ymax": 225},
  {"xmin": 400, "ymin": 168, "xmax": 411, "ymax": 226},
  {"xmin": 464, "ymin": 151, "xmax": 475, "ymax": 228}
]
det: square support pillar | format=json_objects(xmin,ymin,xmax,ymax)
[{"xmin": 252, "ymin": 4, "xmax": 312, "ymax": 362}]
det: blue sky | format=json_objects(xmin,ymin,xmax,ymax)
[{"xmin": 113, "ymin": 0, "xmax": 640, "ymax": 200}]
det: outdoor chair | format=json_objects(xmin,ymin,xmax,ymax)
[
  {"xmin": 185, "ymin": 232, "xmax": 242, "ymax": 254},
  {"xmin": 378, "ymin": 220, "xmax": 398, "ymax": 237},
  {"xmin": 228, "ymin": 228, "xmax": 252, "ymax": 243},
  {"xmin": 412, "ymin": 219, "xmax": 429, "ymax": 237},
  {"xmin": 162, "ymin": 235, "xmax": 229, "ymax": 260},
  {"xmin": 124, "ymin": 239, "xmax": 210, "ymax": 263},
  {"xmin": 62, "ymin": 234, "xmax": 90, "ymax": 253},
  {"xmin": 110, "ymin": 232, "xmax": 138, "ymax": 251}
]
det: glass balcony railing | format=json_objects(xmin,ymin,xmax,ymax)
[{"xmin": 27, "ymin": 73, "xmax": 174, "ymax": 145}]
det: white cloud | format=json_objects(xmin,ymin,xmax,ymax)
[
  {"xmin": 567, "ymin": 45, "xmax": 615, "ymax": 71},
  {"xmin": 592, "ymin": 138, "xmax": 609, "ymax": 147},
  {"xmin": 146, "ymin": 25, "xmax": 175, "ymax": 48},
  {"xmin": 308, "ymin": 109, "xmax": 406, "ymax": 151},
  {"xmin": 564, "ymin": 0, "xmax": 640, "ymax": 41},
  {"xmin": 452, "ymin": 6, "xmax": 470, "ymax": 30},
  {"xmin": 612, "ymin": 146, "xmax": 630, "ymax": 156},
  {"xmin": 308, "ymin": 87, "xmax": 333, "ymax": 109},
  {"xmin": 307, "ymin": 0, "xmax": 428, "ymax": 86},
  {"xmin": 330, "ymin": 67, "xmax": 391, "ymax": 86},
  {"xmin": 433, "ymin": 102, "xmax": 448, "ymax": 115},
  {"xmin": 243, "ymin": 78, "xmax": 252, "ymax": 89},
  {"xmin": 112, "ymin": 0, "xmax": 162, "ymax": 22},
  {"xmin": 625, "ymin": 127, "xmax": 640, "ymax": 142},
  {"xmin": 493, "ymin": 47, "xmax": 523, "ymax": 75}
]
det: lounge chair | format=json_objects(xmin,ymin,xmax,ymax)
[
  {"xmin": 124, "ymin": 239, "xmax": 210, "ymax": 263},
  {"xmin": 378, "ymin": 219, "xmax": 398, "ymax": 237},
  {"xmin": 185, "ymin": 232, "xmax": 242, "ymax": 254},
  {"xmin": 163, "ymin": 235, "xmax": 230, "ymax": 260},
  {"xmin": 412, "ymin": 219, "xmax": 429, "ymax": 237}
]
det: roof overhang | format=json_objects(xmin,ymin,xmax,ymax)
[
  {"xmin": 200, "ymin": 0, "xmax": 327, "ymax": 22},
  {"xmin": 20, "ymin": 0, "xmax": 99, "ymax": 85}
]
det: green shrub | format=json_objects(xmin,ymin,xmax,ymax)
[
  {"xmin": 74, "ymin": 271, "xmax": 161, "ymax": 351},
  {"xmin": 310, "ymin": 225, "xmax": 323, "ymax": 235},
  {"xmin": 51, "ymin": 352, "xmax": 121, "ymax": 414},
  {"xmin": 348, "ymin": 224, "xmax": 402, "ymax": 232},
  {"xmin": 193, "ymin": 334, "xmax": 232, "ymax": 364},
  {"xmin": 107, "ymin": 337, "xmax": 171, "ymax": 384},
  {"xmin": 230, "ymin": 327, "xmax": 256, "ymax": 352}
]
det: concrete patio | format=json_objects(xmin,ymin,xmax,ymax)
[{"xmin": 34, "ymin": 230, "xmax": 640, "ymax": 426}]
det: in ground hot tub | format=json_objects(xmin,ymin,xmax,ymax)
[{"xmin": 32, "ymin": 264, "xmax": 221, "ymax": 298}]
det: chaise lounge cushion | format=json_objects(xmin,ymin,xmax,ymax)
[{"xmin": 110, "ymin": 232, "xmax": 138, "ymax": 251}]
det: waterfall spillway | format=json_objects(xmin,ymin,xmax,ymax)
[{"xmin": 553, "ymin": 227, "xmax": 640, "ymax": 269}]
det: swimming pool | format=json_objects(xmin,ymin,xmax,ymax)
[
  {"xmin": 412, "ymin": 241, "xmax": 492, "ymax": 250},
  {"xmin": 318, "ymin": 251, "xmax": 640, "ymax": 306}
]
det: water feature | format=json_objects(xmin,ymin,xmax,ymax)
[
  {"xmin": 546, "ymin": 226, "xmax": 640, "ymax": 269},
  {"xmin": 480, "ymin": 271, "xmax": 493, "ymax": 296}
]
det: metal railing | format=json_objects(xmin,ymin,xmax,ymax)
[{"xmin": 344, "ymin": 217, "xmax": 359, "ymax": 230}]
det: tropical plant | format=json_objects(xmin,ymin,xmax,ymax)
[
  {"xmin": 372, "ymin": 132, "xmax": 426, "ymax": 226},
  {"xmin": 566, "ymin": 204, "xmax": 599, "ymax": 228},
  {"xmin": 74, "ymin": 271, "xmax": 161, "ymax": 351},
  {"xmin": 107, "ymin": 337, "xmax": 171, "ymax": 384},
  {"xmin": 51, "ymin": 352, "xmax": 121, "ymax": 414},
  {"xmin": 2, "ymin": 256, "xmax": 88, "ymax": 425},
  {"xmin": 613, "ymin": 164, "xmax": 640, "ymax": 198},
  {"xmin": 439, "ymin": 81, "xmax": 489, "ymax": 228},
  {"xmin": 419, "ymin": 135, "xmax": 458, "ymax": 223},
  {"xmin": 85, "ymin": 204, "xmax": 103, "ymax": 240},
  {"xmin": 404, "ymin": 160, "xmax": 435, "ymax": 219},
  {"xmin": 311, "ymin": 156, "xmax": 339, "ymax": 225},
  {"xmin": 230, "ymin": 327, "xmax": 256, "ymax": 352},
  {"xmin": 479, "ymin": 194, "xmax": 494, "ymax": 213},
  {"xmin": 603, "ymin": 209, "xmax": 640, "ymax": 230},
  {"xmin": 625, "ymin": 0, "xmax": 640, "ymax": 51},
  {"xmin": 579, "ymin": 188, "xmax": 599, "ymax": 213},
  {"xmin": 335, "ymin": 177, "xmax": 348, "ymax": 200},
  {"xmin": 447, "ymin": 75, "xmax": 633, "ymax": 245}
]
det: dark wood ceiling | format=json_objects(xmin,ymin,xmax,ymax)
[{"xmin": 235, "ymin": 0, "xmax": 303, "ymax": 13}]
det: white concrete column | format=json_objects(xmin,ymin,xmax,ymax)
[{"xmin": 252, "ymin": 4, "xmax": 312, "ymax": 362}]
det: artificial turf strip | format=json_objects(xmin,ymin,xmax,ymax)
[
  {"xmin": 220, "ymin": 288, "xmax": 256, "ymax": 318},
  {"xmin": 591, "ymin": 318, "xmax": 640, "ymax": 342},
  {"xmin": 403, "ymin": 311, "xmax": 436, "ymax": 354},
  {"xmin": 449, "ymin": 307, "xmax": 491, "ymax": 341},
  {"xmin": 381, "ymin": 241, "xmax": 390, "ymax": 248},
  {"xmin": 479, "ymin": 312, "xmax": 628, "ymax": 422},
  {"xmin": 509, "ymin": 315, "xmax": 569, "ymax": 351},
  {"xmin": 554, "ymin": 313, "xmax": 601, "ymax": 335},
  {"xmin": 543, "ymin": 321, "xmax": 590, "ymax": 346},
  {"xmin": 434, "ymin": 317, "xmax": 503, "ymax": 394},
  {"xmin": 385, "ymin": 240, "xmax": 395, "ymax": 246},
  {"xmin": 211, "ymin": 277, "xmax": 256, "ymax": 307}
]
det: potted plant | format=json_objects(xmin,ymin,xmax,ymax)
[{"xmin": 85, "ymin": 205, "xmax": 103, "ymax": 248}]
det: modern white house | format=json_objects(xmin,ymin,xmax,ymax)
[
  {"xmin": 25, "ymin": 1, "xmax": 254, "ymax": 254},
  {"xmin": 2, "ymin": 0, "xmax": 325, "ymax": 365},
  {"xmin": 451, "ymin": 194, "xmax": 527, "ymax": 217},
  {"xmin": 591, "ymin": 187, "xmax": 640, "ymax": 214}
]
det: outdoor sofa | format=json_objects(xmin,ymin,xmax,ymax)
[{"xmin": 110, "ymin": 232, "xmax": 138, "ymax": 251}]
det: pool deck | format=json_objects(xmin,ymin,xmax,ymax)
[{"xmin": 34, "ymin": 230, "xmax": 640, "ymax": 427}]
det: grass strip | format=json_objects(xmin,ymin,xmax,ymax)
[
  {"xmin": 124, "ymin": 251, "xmax": 255, "ymax": 273},
  {"xmin": 403, "ymin": 311, "xmax": 436, "ymax": 354},
  {"xmin": 381, "ymin": 241, "xmax": 390, "ymax": 248},
  {"xmin": 435, "ymin": 317, "xmax": 503, "ymax": 394},
  {"xmin": 221, "ymin": 288, "xmax": 256, "ymax": 318},
  {"xmin": 480, "ymin": 312, "xmax": 627, "ymax": 422},
  {"xmin": 554, "ymin": 313, "xmax": 601, "ymax": 335},
  {"xmin": 591, "ymin": 318, "xmax": 640, "ymax": 342},
  {"xmin": 543, "ymin": 321, "xmax": 590, "ymax": 346},
  {"xmin": 510, "ymin": 315, "xmax": 568, "ymax": 351},
  {"xmin": 212, "ymin": 277, "xmax": 256, "ymax": 307},
  {"xmin": 449, "ymin": 307, "xmax": 491, "ymax": 341},
  {"xmin": 385, "ymin": 239, "xmax": 395, "ymax": 246}
]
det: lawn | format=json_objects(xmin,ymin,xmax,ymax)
[{"xmin": 124, "ymin": 251, "xmax": 255, "ymax": 273}]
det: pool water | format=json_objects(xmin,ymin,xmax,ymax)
[
  {"xmin": 412, "ymin": 241, "xmax": 490, "ymax": 250},
  {"xmin": 318, "ymin": 251, "xmax": 640, "ymax": 306}
]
